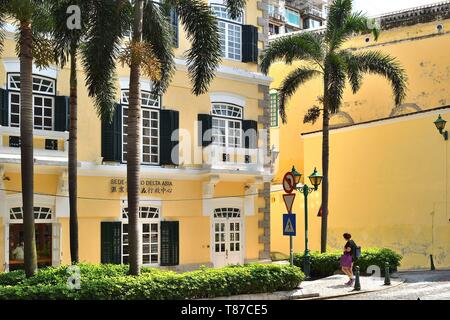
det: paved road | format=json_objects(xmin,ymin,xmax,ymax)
[{"xmin": 330, "ymin": 270, "xmax": 450, "ymax": 300}]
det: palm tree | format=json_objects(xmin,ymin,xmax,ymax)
[
  {"xmin": 50, "ymin": 0, "xmax": 93, "ymax": 265},
  {"xmin": 261, "ymin": 0, "xmax": 408, "ymax": 252},
  {"xmin": 83, "ymin": 0, "xmax": 244, "ymax": 275},
  {"xmin": 0, "ymin": 0, "xmax": 53, "ymax": 277}
]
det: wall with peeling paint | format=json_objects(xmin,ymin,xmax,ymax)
[
  {"xmin": 271, "ymin": 109, "xmax": 450, "ymax": 270},
  {"xmin": 270, "ymin": 18, "xmax": 450, "ymax": 183},
  {"xmin": 269, "ymin": 17, "xmax": 450, "ymax": 270}
]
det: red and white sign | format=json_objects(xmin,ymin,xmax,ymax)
[
  {"xmin": 283, "ymin": 194, "xmax": 296, "ymax": 213},
  {"xmin": 282, "ymin": 172, "xmax": 296, "ymax": 194}
]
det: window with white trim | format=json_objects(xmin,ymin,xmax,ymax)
[
  {"xmin": 7, "ymin": 74, "xmax": 56, "ymax": 130},
  {"xmin": 211, "ymin": 4, "xmax": 243, "ymax": 61},
  {"xmin": 121, "ymin": 206, "xmax": 160, "ymax": 265},
  {"xmin": 121, "ymin": 90, "xmax": 160, "ymax": 165},
  {"xmin": 9, "ymin": 207, "xmax": 53, "ymax": 222},
  {"xmin": 211, "ymin": 103, "xmax": 243, "ymax": 148}
]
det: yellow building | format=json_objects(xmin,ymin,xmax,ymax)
[
  {"xmin": 0, "ymin": 0, "xmax": 274, "ymax": 272},
  {"xmin": 269, "ymin": 2, "xmax": 450, "ymax": 270}
]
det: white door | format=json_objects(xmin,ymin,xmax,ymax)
[
  {"xmin": 52, "ymin": 223, "xmax": 62, "ymax": 267},
  {"xmin": 212, "ymin": 208, "xmax": 243, "ymax": 267}
]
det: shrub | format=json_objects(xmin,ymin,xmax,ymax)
[
  {"xmin": 293, "ymin": 248, "xmax": 402, "ymax": 278},
  {"xmin": 0, "ymin": 263, "xmax": 304, "ymax": 300}
]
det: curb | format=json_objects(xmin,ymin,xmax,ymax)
[{"xmin": 304, "ymin": 279, "xmax": 407, "ymax": 300}]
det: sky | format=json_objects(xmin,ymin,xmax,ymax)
[{"xmin": 352, "ymin": 0, "xmax": 443, "ymax": 16}]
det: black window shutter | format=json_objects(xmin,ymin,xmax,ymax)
[
  {"xmin": 101, "ymin": 221, "xmax": 122, "ymax": 264},
  {"xmin": 198, "ymin": 114, "xmax": 212, "ymax": 147},
  {"xmin": 169, "ymin": 8, "xmax": 179, "ymax": 48},
  {"xmin": 101, "ymin": 104, "xmax": 122, "ymax": 162},
  {"xmin": 242, "ymin": 25, "xmax": 258, "ymax": 63},
  {"xmin": 0, "ymin": 88, "xmax": 8, "ymax": 126},
  {"xmin": 54, "ymin": 96, "xmax": 70, "ymax": 132},
  {"xmin": 160, "ymin": 221, "xmax": 179, "ymax": 266},
  {"xmin": 160, "ymin": 109, "xmax": 179, "ymax": 166},
  {"xmin": 243, "ymin": 120, "xmax": 258, "ymax": 149}
]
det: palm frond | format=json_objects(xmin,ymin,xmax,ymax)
[
  {"xmin": 325, "ymin": 53, "xmax": 346, "ymax": 114},
  {"xmin": 329, "ymin": 12, "xmax": 380, "ymax": 51},
  {"xmin": 340, "ymin": 50, "xmax": 362, "ymax": 93},
  {"xmin": 225, "ymin": 0, "xmax": 247, "ymax": 20},
  {"xmin": 325, "ymin": 0, "xmax": 353, "ymax": 43},
  {"xmin": 342, "ymin": 50, "xmax": 408, "ymax": 105},
  {"xmin": 81, "ymin": 0, "xmax": 131, "ymax": 122},
  {"xmin": 0, "ymin": 2, "xmax": 7, "ymax": 54},
  {"xmin": 278, "ymin": 67, "xmax": 322, "ymax": 123},
  {"xmin": 142, "ymin": 1, "xmax": 175, "ymax": 95},
  {"xmin": 260, "ymin": 32, "xmax": 325, "ymax": 75},
  {"xmin": 176, "ymin": 0, "xmax": 221, "ymax": 95}
]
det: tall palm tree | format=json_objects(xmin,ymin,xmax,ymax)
[
  {"xmin": 83, "ymin": 0, "xmax": 244, "ymax": 275},
  {"xmin": 261, "ymin": 0, "xmax": 408, "ymax": 252},
  {"xmin": 0, "ymin": 0, "xmax": 53, "ymax": 277},
  {"xmin": 50, "ymin": 0, "xmax": 93, "ymax": 265}
]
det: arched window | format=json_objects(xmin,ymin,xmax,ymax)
[
  {"xmin": 7, "ymin": 74, "xmax": 56, "ymax": 130},
  {"xmin": 211, "ymin": 103, "xmax": 243, "ymax": 148},
  {"xmin": 121, "ymin": 206, "xmax": 160, "ymax": 265},
  {"xmin": 121, "ymin": 90, "xmax": 160, "ymax": 165},
  {"xmin": 9, "ymin": 207, "xmax": 53, "ymax": 222}
]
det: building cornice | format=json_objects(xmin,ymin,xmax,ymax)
[{"xmin": 301, "ymin": 105, "xmax": 450, "ymax": 138}]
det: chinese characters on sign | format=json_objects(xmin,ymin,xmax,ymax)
[{"xmin": 110, "ymin": 178, "xmax": 174, "ymax": 195}]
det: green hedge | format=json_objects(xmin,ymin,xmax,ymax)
[
  {"xmin": 294, "ymin": 248, "xmax": 402, "ymax": 279},
  {"xmin": 0, "ymin": 264, "xmax": 304, "ymax": 300}
]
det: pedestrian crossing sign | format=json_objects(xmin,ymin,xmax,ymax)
[{"xmin": 283, "ymin": 214, "xmax": 296, "ymax": 236}]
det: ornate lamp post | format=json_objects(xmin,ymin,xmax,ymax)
[
  {"xmin": 291, "ymin": 166, "xmax": 323, "ymax": 279},
  {"xmin": 434, "ymin": 114, "xmax": 448, "ymax": 140}
]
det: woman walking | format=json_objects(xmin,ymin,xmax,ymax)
[{"xmin": 341, "ymin": 233, "xmax": 357, "ymax": 286}]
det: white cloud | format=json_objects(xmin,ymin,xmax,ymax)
[{"xmin": 352, "ymin": 0, "xmax": 443, "ymax": 16}]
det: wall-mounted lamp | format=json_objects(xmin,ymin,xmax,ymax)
[{"xmin": 434, "ymin": 114, "xmax": 448, "ymax": 141}]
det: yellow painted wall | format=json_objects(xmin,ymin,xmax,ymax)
[
  {"xmin": 271, "ymin": 110, "xmax": 450, "ymax": 270},
  {"xmin": 269, "ymin": 19, "xmax": 450, "ymax": 270},
  {"xmin": 0, "ymin": 0, "xmax": 267, "ymax": 270},
  {"xmin": 269, "ymin": 19, "xmax": 450, "ymax": 182}
]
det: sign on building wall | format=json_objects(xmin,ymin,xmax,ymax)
[{"xmin": 110, "ymin": 178, "xmax": 174, "ymax": 195}]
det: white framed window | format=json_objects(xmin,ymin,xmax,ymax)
[
  {"xmin": 121, "ymin": 206, "xmax": 160, "ymax": 265},
  {"xmin": 7, "ymin": 73, "xmax": 56, "ymax": 130},
  {"xmin": 121, "ymin": 90, "xmax": 160, "ymax": 165},
  {"xmin": 9, "ymin": 207, "xmax": 53, "ymax": 223},
  {"xmin": 270, "ymin": 91, "xmax": 279, "ymax": 127},
  {"xmin": 212, "ymin": 103, "xmax": 243, "ymax": 148},
  {"xmin": 211, "ymin": 4, "xmax": 243, "ymax": 61}
]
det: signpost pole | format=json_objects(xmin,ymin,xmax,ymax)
[
  {"xmin": 289, "ymin": 235, "xmax": 293, "ymax": 266},
  {"xmin": 303, "ymin": 185, "xmax": 311, "ymax": 279}
]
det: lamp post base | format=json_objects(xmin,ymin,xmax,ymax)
[{"xmin": 303, "ymin": 253, "xmax": 311, "ymax": 280}]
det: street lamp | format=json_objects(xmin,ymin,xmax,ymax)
[
  {"xmin": 434, "ymin": 114, "xmax": 448, "ymax": 140},
  {"xmin": 291, "ymin": 166, "xmax": 323, "ymax": 279}
]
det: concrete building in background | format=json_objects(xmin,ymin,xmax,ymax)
[
  {"xmin": 268, "ymin": 1, "xmax": 450, "ymax": 270},
  {"xmin": 268, "ymin": 0, "xmax": 329, "ymax": 35}
]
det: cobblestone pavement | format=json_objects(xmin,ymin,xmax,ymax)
[{"xmin": 330, "ymin": 270, "xmax": 450, "ymax": 300}]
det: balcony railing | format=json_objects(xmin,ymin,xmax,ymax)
[
  {"xmin": 0, "ymin": 126, "xmax": 69, "ymax": 159},
  {"xmin": 202, "ymin": 145, "xmax": 264, "ymax": 172}
]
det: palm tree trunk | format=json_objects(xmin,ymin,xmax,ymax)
[
  {"xmin": 127, "ymin": 0, "xmax": 144, "ymax": 276},
  {"xmin": 321, "ymin": 86, "xmax": 330, "ymax": 254},
  {"xmin": 69, "ymin": 44, "xmax": 79, "ymax": 264},
  {"xmin": 20, "ymin": 21, "xmax": 37, "ymax": 277}
]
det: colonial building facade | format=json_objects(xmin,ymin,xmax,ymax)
[{"xmin": 0, "ymin": 0, "xmax": 274, "ymax": 272}]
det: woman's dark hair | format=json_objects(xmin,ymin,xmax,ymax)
[{"xmin": 343, "ymin": 233, "xmax": 352, "ymax": 240}]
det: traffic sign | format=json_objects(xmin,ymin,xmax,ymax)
[
  {"xmin": 283, "ymin": 172, "xmax": 296, "ymax": 194},
  {"xmin": 283, "ymin": 194, "xmax": 296, "ymax": 213},
  {"xmin": 283, "ymin": 214, "xmax": 296, "ymax": 236}
]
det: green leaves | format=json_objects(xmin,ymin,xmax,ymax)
[
  {"xmin": 260, "ymin": 32, "xmax": 325, "ymax": 75},
  {"xmin": 175, "ymin": 0, "xmax": 221, "ymax": 96},
  {"xmin": 342, "ymin": 50, "xmax": 408, "ymax": 106},
  {"xmin": 278, "ymin": 67, "xmax": 321, "ymax": 123},
  {"xmin": 0, "ymin": 264, "xmax": 304, "ymax": 300}
]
